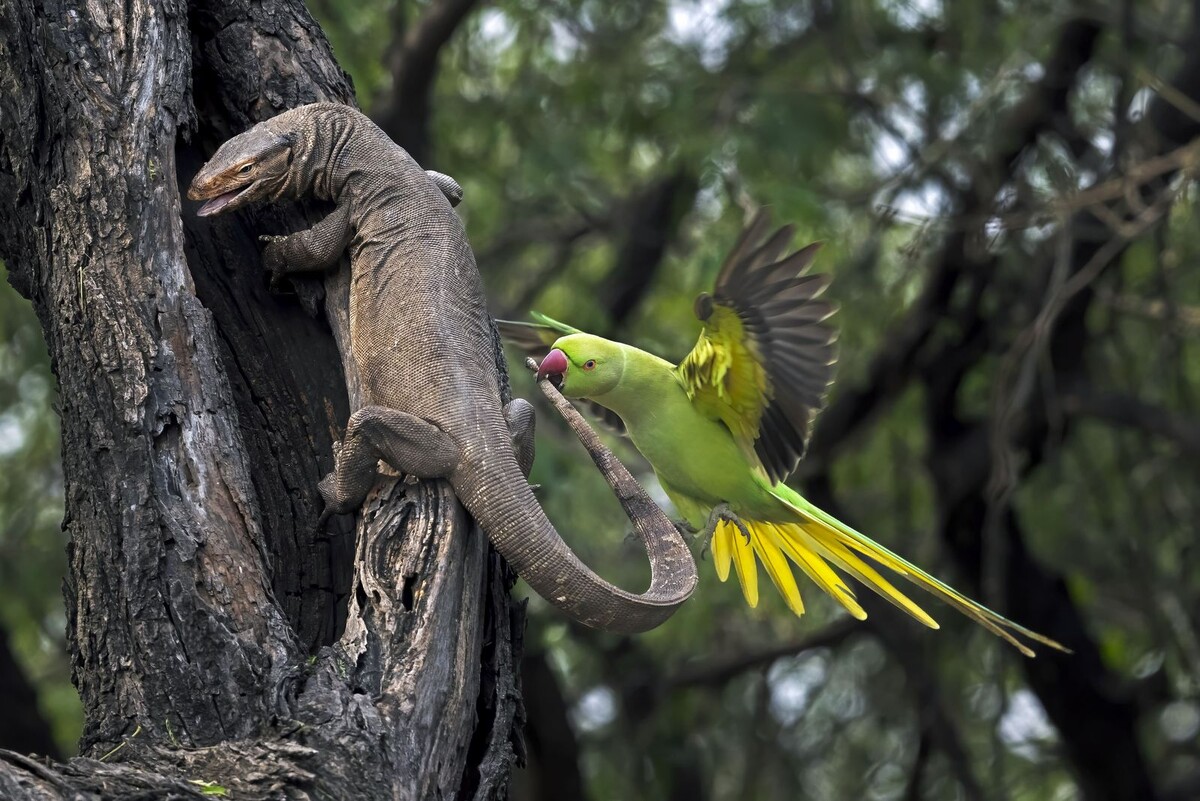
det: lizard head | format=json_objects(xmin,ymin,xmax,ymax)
[
  {"xmin": 537, "ymin": 334, "xmax": 626, "ymax": 399},
  {"xmin": 188, "ymin": 123, "xmax": 296, "ymax": 217}
]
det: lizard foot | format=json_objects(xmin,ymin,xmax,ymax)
[
  {"xmin": 317, "ymin": 471, "xmax": 353, "ymax": 515},
  {"xmin": 258, "ymin": 235, "xmax": 291, "ymax": 291},
  {"xmin": 313, "ymin": 472, "xmax": 356, "ymax": 539},
  {"xmin": 313, "ymin": 507, "xmax": 335, "ymax": 539}
]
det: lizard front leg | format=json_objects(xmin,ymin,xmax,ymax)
[
  {"xmin": 318, "ymin": 406, "xmax": 460, "ymax": 519},
  {"xmin": 261, "ymin": 202, "xmax": 352, "ymax": 289}
]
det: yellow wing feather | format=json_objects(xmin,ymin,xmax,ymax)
[
  {"xmin": 678, "ymin": 306, "xmax": 771, "ymax": 463},
  {"xmin": 676, "ymin": 210, "xmax": 836, "ymax": 483}
]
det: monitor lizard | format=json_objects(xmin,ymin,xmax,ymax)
[{"xmin": 188, "ymin": 103, "xmax": 697, "ymax": 633}]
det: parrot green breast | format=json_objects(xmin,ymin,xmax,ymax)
[{"xmin": 592, "ymin": 348, "xmax": 786, "ymax": 527}]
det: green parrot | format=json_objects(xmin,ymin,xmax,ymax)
[{"xmin": 500, "ymin": 210, "xmax": 1066, "ymax": 656}]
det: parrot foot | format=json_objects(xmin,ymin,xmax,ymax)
[
  {"xmin": 704, "ymin": 503, "xmax": 752, "ymax": 543},
  {"xmin": 674, "ymin": 518, "xmax": 701, "ymax": 542}
]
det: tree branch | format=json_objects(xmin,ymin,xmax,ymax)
[
  {"xmin": 0, "ymin": 0, "xmax": 524, "ymax": 795},
  {"xmin": 601, "ymin": 169, "xmax": 699, "ymax": 327},
  {"xmin": 803, "ymin": 18, "xmax": 1105, "ymax": 471},
  {"xmin": 802, "ymin": 478, "xmax": 986, "ymax": 801},
  {"xmin": 373, "ymin": 0, "xmax": 483, "ymax": 164},
  {"xmin": 1, "ymin": 0, "xmax": 301, "ymax": 751},
  {"xmin": 1063, "ymin": 389, "xmax": 1200, "ymax": 456},
  {"xmin": 665, "ymin": 618, "xmax": 858, "ymax": 690},
  {"xmin": 908, "ymin": 11, "xmax": 1200, "ymax": 799}
]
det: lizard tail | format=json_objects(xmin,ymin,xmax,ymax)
[{"xmin": 452, "ymin": 382, "xmax": 698, "ymax": 634}]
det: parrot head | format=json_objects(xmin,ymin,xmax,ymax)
[{"xmin": 536, "ymin": 334, "xmax": 625, "ymax": 399}]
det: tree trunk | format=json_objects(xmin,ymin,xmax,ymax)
[{"xmin": 0, "ymin": 0, "xmax": 523, "ymax": 797}]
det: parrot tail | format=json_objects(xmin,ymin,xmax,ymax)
[{"xmin": 709, "ymin": 489, "xmax": 1069, "ymax": 657}]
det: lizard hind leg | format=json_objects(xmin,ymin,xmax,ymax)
[
  {"xmin": 503, "ymin": 398, "xmax": 537, "ymax": 479},
  {"xmin": 318, "ymin": 405, "xmax": 461, "ymax": 515}
]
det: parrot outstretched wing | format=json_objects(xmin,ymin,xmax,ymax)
[
  {"xmin": 677, "ymin": 209, "xmax": 838, "ymax": 484},
  {"xmin": 496, "ymin": 312, "xmax": 629, "ymax": 435}
]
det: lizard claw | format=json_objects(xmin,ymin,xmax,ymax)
[
  {"xmin": 259, "ymin": 235, "xmax": 290, "ymax": 291},
  {"xmin": 313, "ymin": 507, "xmax": 334, "ymax": 540}
]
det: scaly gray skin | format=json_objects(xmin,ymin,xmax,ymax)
[{"xmin": 188, "ymin": 103, "xmax": 697, "ymax": 633}]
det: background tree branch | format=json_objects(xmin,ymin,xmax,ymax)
[{"xmin": 373, "ymin": 0, "xmax": 484, "ymax": 164}]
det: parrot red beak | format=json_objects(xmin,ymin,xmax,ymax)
[{"xmin": 537, "ymin": 349, "xmax": 569, "ymax": 388}]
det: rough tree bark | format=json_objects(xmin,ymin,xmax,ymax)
[{"xmin": 0, "ymin": 0, "xmax": 523, "ymax": 798}]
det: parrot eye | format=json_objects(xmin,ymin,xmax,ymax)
[{"xmin": 582, "ymin": 359, "xmax": 597, "ymax": 370}]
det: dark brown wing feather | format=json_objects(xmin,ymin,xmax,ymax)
[{"xmin": 711, "ymin": 209, "xmax": 838, "ymax": 482}]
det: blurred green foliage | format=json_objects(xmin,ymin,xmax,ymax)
[
  {"xmin": 2, "ymin": 0, "xmax": 1198, "ymax": 797},
  {"xmin": 0, "ymin": 260, "xmax": 78, "ymax": 754}
]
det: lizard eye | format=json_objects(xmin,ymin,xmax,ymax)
[
  {"xmin": 582, "ymin": 359, "xmax": 597, "ymax": 370},
  {"xmin": 238, "ymin": 163, "xmax": 253, "ymax": 175}
]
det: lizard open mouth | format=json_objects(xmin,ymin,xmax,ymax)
[{"xmin": 196, "ymin": 184, "xmax": 253, "ymax": 217}]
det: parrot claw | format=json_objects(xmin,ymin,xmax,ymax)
[
  {"xmin": 675, "ymin": 518, "xmax": 700, "ymax": 535},
  {"xmin": 705, "ymin": 503, "xmax": 751, "ymax": 543},
  {"xmin": 672, "ymin": 519, "xmax": 706, "ymax": 547}
]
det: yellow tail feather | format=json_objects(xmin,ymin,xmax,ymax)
[
  {"xmin": 751, "ymin": 524, "xmax": 805, "ymax": 617},
  {"xmin": 728, "ymin": 521, "xmax": 759, "ymax": 607},
  {"xmin": 712, "ymin": 522, "xmax": 733, "ymax": 582},
  {"xmin": 707, "ymin": 500, "xmax": 1069, "ymax": 656},
  {"xmin": 766, "ymin": 522, "xmax": 867, "ymax": 620}
]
